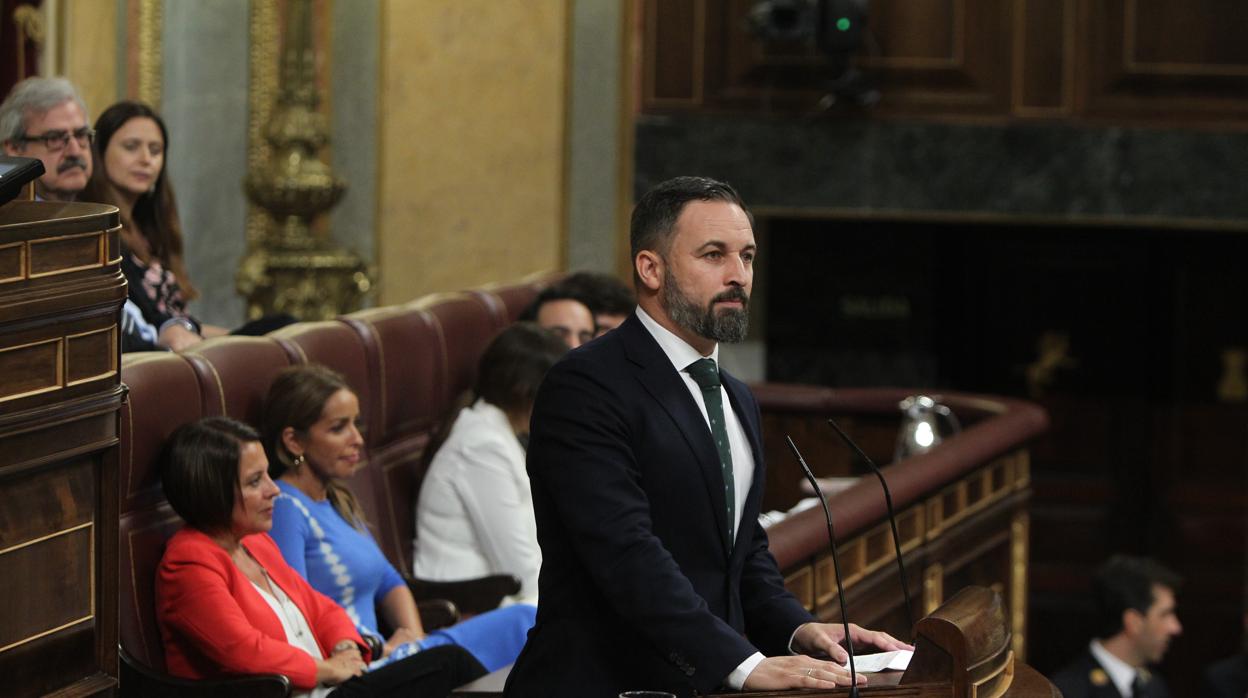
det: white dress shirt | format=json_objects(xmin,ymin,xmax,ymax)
[
  {"xmin": 635, "ymin": 307, "xmax": 764, "ymax": 688},
  {"xmin": 1090, "ymin": 639, "xmax": 1142, "ymax": 697}
]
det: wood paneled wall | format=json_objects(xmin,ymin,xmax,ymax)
[{"xmin": 641, "ymin": 0, "xmax": 1248, "ymax": 124}]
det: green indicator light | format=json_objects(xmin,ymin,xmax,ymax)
[{"xmin": 836, "ymin": 17, "xmax": 851, "ymax": 31}]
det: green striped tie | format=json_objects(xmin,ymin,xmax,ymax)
[{"xmin": 686, "ymin": 358, "xmax": 735, "ymax": 546}]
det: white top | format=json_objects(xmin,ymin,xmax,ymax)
[
  {"xmin": 634, "ymin": 306, "xmax": 763, "ymax": 689},
  {"xmin": 251, "ymin": 575, "xmax": 333, "ymax": 698},
  {"xmin": 412, "ymin": 398, "xmax": 540, "ymax": 605},
  {"xmin": 1090, "ymin": 639, "xmax": 1141, "ymax": 697}
]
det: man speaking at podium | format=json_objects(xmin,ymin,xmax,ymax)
[{"xmin": 505, "ymin": 177, "xmax": 908, "ymax": 697}]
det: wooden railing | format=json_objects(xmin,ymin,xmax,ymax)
[{"xmin": 754, "ymin": 385, "xmax": 1049, "ymax": 660}]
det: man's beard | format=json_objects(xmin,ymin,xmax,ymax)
[{"xmin": 661, "ymin": 267, "xmax": 750, "ymax": 344}]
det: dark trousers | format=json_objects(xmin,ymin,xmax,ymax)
[{"xmin": 329, "ymin": 645, "xmax": 486, "ymax": 698}]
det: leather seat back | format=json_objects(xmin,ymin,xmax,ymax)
[{"xmin": 118, "ymin": 353, "xmax": 207, "ymax": 672}]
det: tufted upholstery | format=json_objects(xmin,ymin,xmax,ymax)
[
  {"xmin": 181, "ymin": 336, "xmax": 295, "ymax": 425},
  {"xmin": 118, "ymin": 502, "xmax": 184, "ymax": 673},
  {"xmin": 119, "ymin": 353, "xmax": 208, "ymax": 514},
  {"xmin": 339, "ymin": 304, "xmax": 445, "ymax": 567},
  {"xmin": 415, "ymin": 292, "xmax": 510, "ymax": 410},
  {"xmin": 269, "ymin": 321, "xmax": 375, "ymax": 431},
  {"xmin": 341, "ymin": 306, "xmax": 445, "ymax": 446},
  {"xmin": 118, "ymin": 352, "xmax": 207, "ymax": 673}
]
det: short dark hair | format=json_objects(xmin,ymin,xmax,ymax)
[
  {"xmin": 1092, "ymin": 555, "xmax": 1183, "ymax": 639},
  {"xmin": 475, "ymin": 322, "xmax": 567, "ymax": 414},
  {"xmin": 518, "ymin": 283, "xmax": 594, "ymax": 323},
  {"xmin": 161, "ymin": 417, "xmax": 261, "ymax": 532},
  {"xmin": 629, "ymin": 176, "xmax": 751, "ymax": 264},
  {"xmin": 558, "ymin": 272, "xmax": 635, "ymax": 317}
]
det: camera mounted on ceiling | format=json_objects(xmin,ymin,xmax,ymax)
[{"xmin": 746, "ymin": 0, "xmax": 878, "ymax": 108}]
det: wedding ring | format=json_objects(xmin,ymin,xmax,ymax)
[{"xmin": 806, "ymin": 668, "xmax": 814, "ymax": 677}]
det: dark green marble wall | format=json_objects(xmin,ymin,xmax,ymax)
[{"xmin": 635, "ymin": 115, "xmax": 1248, "ymax": 223}]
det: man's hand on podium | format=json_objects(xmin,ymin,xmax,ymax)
[
  {"xmin": 742, "ymin": 655, "xmax": 865, "ymax": 691},
  {"xmin": 791, "ymin": 622, "xmax": 914, "ymax": 664},
  {"xmin": 741, "ymin": 624, "xmax": 913, "ymax": 691}
]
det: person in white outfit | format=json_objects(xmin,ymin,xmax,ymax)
[{"xmin": 413, "ymin": 323, "xmax": 567, "ymax": 606}]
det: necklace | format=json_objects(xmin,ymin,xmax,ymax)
[{"xmin": 261, "ymin": 569, "xmax": 311, "ymax": 642}]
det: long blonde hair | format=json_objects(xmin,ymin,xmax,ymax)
[{"xmin": 261, "ymin": 364, "xmax": 369, "ymax": 531}]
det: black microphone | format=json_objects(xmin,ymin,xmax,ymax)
[
  {"xmin": 826, "ymin": 417, "xmax": 914, "ymax": 634},
  {"xmin": 785, "ymin": 435, "xmax": 858, "ymax": 697}
]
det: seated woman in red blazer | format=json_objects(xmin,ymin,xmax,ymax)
[{"xmin": 156, "ymin": 416, "xmax": 485, "ymax": 697}]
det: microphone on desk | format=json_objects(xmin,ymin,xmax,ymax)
[
  {"xmin": 826, "ymin": 417, "xmax": 915, "ymax": 635},
  {"xmin": 785, "ymin": 435, "xmax": 859, "ymax": 698}
]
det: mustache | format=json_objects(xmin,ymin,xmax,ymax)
[
  {"xmin": 57, "ymin": 156, "xmax": 88, "ymax": 174},
  {"xmin": 712, "ymin": 287, "xmax": 749, "ymax": 307}
]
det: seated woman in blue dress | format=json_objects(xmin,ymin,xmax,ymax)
[{"xmin": 260, "ymin": 364, "xmax": 534, "ymax": 673}]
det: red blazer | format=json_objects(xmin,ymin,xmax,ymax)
[{"xmin": 157, "ymin": 528, "xmax": 367, "ymax": 689}]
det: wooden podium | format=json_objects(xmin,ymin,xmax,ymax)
[
  {"xmin": 0, "ymin": 200, "xmax": 125, "ymax": 696},
  {"xmin": 717, "ymin": 587, "xmax": 1058, "ymax": 698},
  {"xmin": 454, "ymin": 587, "xmax": 1058, "ymax": 697}
]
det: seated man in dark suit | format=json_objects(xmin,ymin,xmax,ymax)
[
  {"xmin": 505, "ymin": 176, "xmax": 908, "ymax": 697},
  {"xmin": 1051, "ymin": 555, "xmax": 1182, "ymax": 698}
]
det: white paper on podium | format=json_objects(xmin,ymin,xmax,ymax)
[{"xmin": 846, "ymin": 649, "xmax": 913, "ymax": 673}]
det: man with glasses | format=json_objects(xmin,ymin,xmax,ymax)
[
  {"xmin": 1, "ymin": 77, "xmax": 168, "ymax": 351},
  {"xmin": 0, "ymin": 77, "xmax": 94, "ymax": 202}
]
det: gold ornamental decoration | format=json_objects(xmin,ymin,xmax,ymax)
[
  {"xmin": 238, "ymin": 0, "xmax": 372, "ymax": 321},
  {"xmin": 12, "ymin": 4, "xmax": 45, "ymax": 79},
  {"xmin": 246, "ymin": 0, "xmax": 279, "ymax": 249},
  {"xmin": 136, "ymin": 0, "xmax": 163, "ymax": 106}
]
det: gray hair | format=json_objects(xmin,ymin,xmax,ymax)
[{"xmin": 0, "ymin": 77, "xmax": 88, "ymax": 145}]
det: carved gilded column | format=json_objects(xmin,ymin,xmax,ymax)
[
  {"xmin": 245, "ymin": 0, "xmax": 279, "ymax": 250},
  {"xmin": 238, "ymin": 0, "xmax": 372, "ymax": 320},
  {"xmin": 134, "ymin": 0, "xmax": 162, "ymax": 105},
  {"xmin": 11, "ymin": 4, "xmax": 45, "ymax": 79}
]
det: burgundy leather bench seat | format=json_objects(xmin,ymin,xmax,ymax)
[{"xmin": 117, "ymin": 276, "xmax": 553, "ymax": 686}]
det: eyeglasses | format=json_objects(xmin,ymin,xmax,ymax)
[{"xmin": 16, "ymin": 127, "xmax": 95, "ymax": 152}]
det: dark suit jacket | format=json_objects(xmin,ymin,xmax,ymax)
[
  {"xmin": 504, "ymin": 314, "xmax": 814, "ymax": 697},
  {"xmin": 1202, "ymin": 653, "xmax": 1248, "ymax": 698},
  {"xmin": 1050, "ymin": 648, "xmax": 1170, "ymax": 698}
]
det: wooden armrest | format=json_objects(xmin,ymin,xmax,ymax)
[
  {"xmin": 121, "ymin": 646, "xmax": 291, "ymax": 698},
  {"xmin": 407, "ymin": 574, "xmax": 521, "ymax": 616},
  {"xmin": 417, "ymin": 598, "xmax": 461, "ymax": 630}
]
